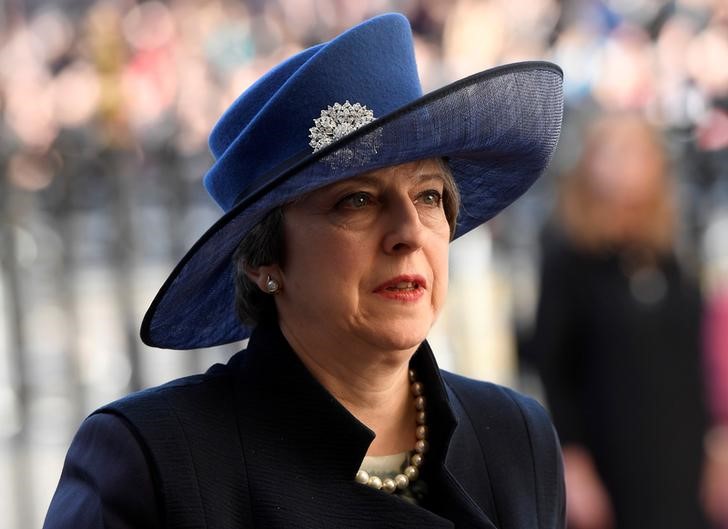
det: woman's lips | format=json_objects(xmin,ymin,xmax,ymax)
[{"xmin": 373, "ymin": 275, "xmax": 427, "ymax": 301}]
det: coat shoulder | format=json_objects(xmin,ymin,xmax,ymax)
[
  {"xmin": 94, "ymin": 354, "xmax": 255, "ymax": 528},
  {"xmin": 442, "ymin": 371, "xmax": 566, "ymax": 529},
  {"xmin": 99, "ymin": 357, "xmax": 238, "ymax": 418},
  {"xmin": 442, "ymin": 371, "xmax": 554, "ymax": 433}
]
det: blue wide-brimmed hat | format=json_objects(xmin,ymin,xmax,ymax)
[{"xmin": 141, "ymin": 13, "xmax": 563, "ymax": 349}]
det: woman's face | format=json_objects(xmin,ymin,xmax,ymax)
[{"xmin": 274, "ymin": 159, "xmax": 451, "ymax": 354}]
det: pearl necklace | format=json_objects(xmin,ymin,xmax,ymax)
[{"xmin": 355, "ymin": 369, "xmax": 428, "ymax": 494}]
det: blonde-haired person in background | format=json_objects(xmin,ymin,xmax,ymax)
[{"xmin": 533, "ymin": 113, "xmax": 709, "ymax": 529}]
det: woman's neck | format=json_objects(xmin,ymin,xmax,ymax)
[{"xmin": 279, "ymin": 322, "xmax": 418, "ymax": 456}]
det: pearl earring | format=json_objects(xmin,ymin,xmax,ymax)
[{"xmin": 265, "ymin": 275, "xmax": 280, "ymax": 294}]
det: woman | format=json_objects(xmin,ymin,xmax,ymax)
[
  {"xmin": 44, "ymin": 13, "xmax": 565, "ymax": 528},
  {"xmin": 533, "ymin": 113, "xmax": 708, "ymax": 529}
]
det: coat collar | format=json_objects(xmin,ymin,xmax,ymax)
[{"xmin": 229, "ymin": 321, "xmax": 499, "ymax": 528}]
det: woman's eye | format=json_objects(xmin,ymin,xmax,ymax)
[
  {"xmin": 417, "ymin": 190, "xmax": 442, "ymax": 207},
  {"xmin": 337, "ymin": 192, "xmax": 373, "ymax": 209}
]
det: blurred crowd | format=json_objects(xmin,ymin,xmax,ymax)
[
  {"xmin": 1, "ymin": 0, "xmax": 728, "ymax": 528},
  {"xmin": 1, "ymin": 0, "xmax": 728, "ymax": 155}
]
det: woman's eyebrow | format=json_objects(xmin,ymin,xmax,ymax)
[
  {"xmin": 341, "ymin": 174, "xmax": 382, "ymax": 187},
  {"xmin": 321, "ymin": 175, "xmax": 381, "ymax": 197},
  {"xmin": 413, "ymin": 172, "xmax": 446, "ymax": 185},
  {"xmin": 329, "ymin": 170, "xmax": 445, "ymax": 192},
  {"xmin": 358, "ymin": 170, "xmax": 445, "ymax": 183}
]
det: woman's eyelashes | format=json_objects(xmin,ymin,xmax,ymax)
[
  {"xmin": 334, "ymin": 189, "xmax": 443, "ymax": 211},
  {"xmin": 336, "ymin": 191, "xmax": 376, "ymax": 210}
]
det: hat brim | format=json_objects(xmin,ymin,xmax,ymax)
[{"xmin": 141, "ymin": 61, "xmax": 563, "ymax": 349}]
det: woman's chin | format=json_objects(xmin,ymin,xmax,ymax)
[
  {"xmin": 361, "ymin": 321, "xmax": 432, "ymax": 354},
  {"xmin": 350, "ymin": 305, "xmax": 439, "ymax": 353}
]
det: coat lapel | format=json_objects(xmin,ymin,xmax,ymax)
[
  {"xmin": 231, "ymin": 323, "xmax": 499, "ymax": 528},
  {"xmin": 411, "ymin": 342, "xmax": 500, "ymax": 529}
]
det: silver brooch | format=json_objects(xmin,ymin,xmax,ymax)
[{"xmin": 308, "ymin": 101, "xmax": 376, "ymax": 153}]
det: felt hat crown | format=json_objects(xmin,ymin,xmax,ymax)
[{"xmin": 141, "ymin": 13, "xmax": 564, "ymax": 349}]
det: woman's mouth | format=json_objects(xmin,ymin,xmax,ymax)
[
  {"xmin": 374, "ymin": 275, "xmax": 426, "ymax": 301},
  {"xmin": 386, "ymin": 281, "xmax": 418, "ymax": 291}
]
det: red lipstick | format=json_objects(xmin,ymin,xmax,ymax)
[{"xmin": 373, "ymin": 275, "xmax": 427, "ymax": 302}]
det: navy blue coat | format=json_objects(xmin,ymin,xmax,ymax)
[{"xmin": 44, "ymin": 322, "xmax": 565, "ymax": 528}]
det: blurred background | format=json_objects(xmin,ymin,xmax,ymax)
[{"xmin": 1, "ymin": 0, "xmax": 727, "ymax": 527}]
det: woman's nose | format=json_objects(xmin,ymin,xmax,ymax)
[{"xmin": 381, "ymin": 198, "xmax": 426, "ymax": 254}]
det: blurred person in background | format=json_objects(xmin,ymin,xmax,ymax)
[
  {"xmin": 703, "ymin": 279, "xmax": 728, "ymax": 529},
  {"xmin": 42, "ymin": 13, "xmax": 566, "ymax": 528},
  {"xmin": 533, "ymin": 112, "xmax": 709, "ymax": 529}
]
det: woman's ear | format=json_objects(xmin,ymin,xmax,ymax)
[{"xmin": 245, "ymin": 264, "xmax": 283, "ymax": 294}]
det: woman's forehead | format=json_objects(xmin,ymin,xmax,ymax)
[{"xmin": 343, "ymin": 159, "xmax": 447, "ymax": 186}]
